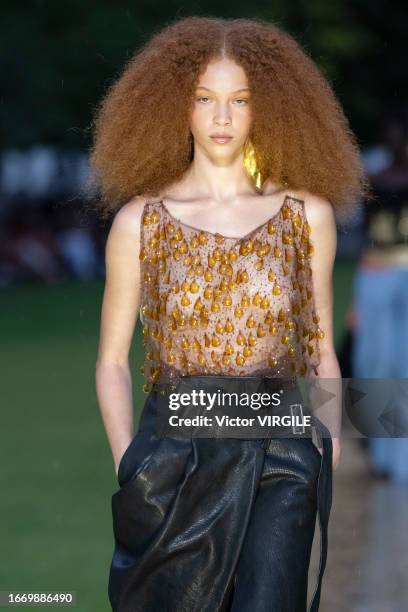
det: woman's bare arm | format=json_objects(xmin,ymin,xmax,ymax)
[
  {"xmin": 304, "ymin": 192, "xmax": 342, "ymax": 470},
  {"xmin": 95, "ymin": 197, "xmax": 147, "ymax": 476}
]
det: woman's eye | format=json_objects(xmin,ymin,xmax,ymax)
[{"xmin": 196, "ymin": 97, "xmax": 249, "ymax": 105}]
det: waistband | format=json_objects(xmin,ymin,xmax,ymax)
[{"xmin": 152, "ymin": 374, "xmax": 321, "ymax": 446}]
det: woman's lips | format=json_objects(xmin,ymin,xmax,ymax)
[{"xmin": 210, "ymin": 136, "xmax": 233, "ymax": 144}]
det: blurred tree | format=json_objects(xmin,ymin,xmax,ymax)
[{"xmin": 0, "ymin": 0, "xmax": 406, "ymax": 150}]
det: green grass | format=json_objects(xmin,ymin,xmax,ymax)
[{"xmin": 0, "ymin": 258, "xmax": 356, "ymax": 610}]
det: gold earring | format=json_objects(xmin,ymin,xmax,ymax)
[{"xmin": 243, "ymin": 139, "xmax": 265, "ymax": 192}]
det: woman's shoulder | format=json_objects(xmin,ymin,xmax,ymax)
[
  {"xmin": 286, "ymin": 188, "xmax": 334, "ymax": 229},
  {"xmin": 105, "ymin": 196, "xmax": 159, "ymax": 263},
  {"xmin": 110, "ymin": 195, "xmax": 154, "ymax": 237},
  {"xmin": 287, "ymin": 189, "xmax": 337, "ymax": 267}
]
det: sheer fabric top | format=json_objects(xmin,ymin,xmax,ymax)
[{"xmin": 138, "ymin": 196, "xmax": 325, "ymax": 393}]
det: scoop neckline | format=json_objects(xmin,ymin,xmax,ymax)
[{"xmin": 155, "ymin": 194, "xmax": 291, "ymax": 242}]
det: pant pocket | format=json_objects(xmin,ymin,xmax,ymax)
[
  {"xmin": 116, "ymin": 390, "xmax": 160, "ymax": 487},
  {"xmin": 116, "ymin": 430, "xmax": 163, "ymax": 488},
  {"xmin": 111, "ymin": 436, "xmax": 192, "ymax": 556},
  {"xmin": 302, "ymin": 436, "xmax": 324, "ymax": 475}
]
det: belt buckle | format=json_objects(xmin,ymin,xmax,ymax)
[{"xmin": 290, "ymin": 403, "xmax": 305, "ymax": 435}]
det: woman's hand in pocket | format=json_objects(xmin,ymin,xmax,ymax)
[
  {"xmin": 114, "ymin": 437, "xmax": 133, "ymax": 478},
  {"xmin": 332, "ymin": 437, "xmax": 341, "ymax": 471}
]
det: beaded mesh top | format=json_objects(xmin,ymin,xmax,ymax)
[{"xmin": 138, "ymin": 196, "xmax": 325, "ymax": 393}]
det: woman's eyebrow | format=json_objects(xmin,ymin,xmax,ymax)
[{"xmin": 195, "ymin": 86, "xmax": 251, "ymax": 93}]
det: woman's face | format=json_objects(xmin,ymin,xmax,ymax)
[{"xmin": 190, "ymin": 57, "xmax": 252, "ymax": 162}]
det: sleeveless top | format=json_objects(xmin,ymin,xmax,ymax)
[{"xmin": 138, "ymin": 195, "xmax": 325, "ymax": 393}]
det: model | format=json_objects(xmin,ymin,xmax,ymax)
[{"xmin": 89, "ymin": 15, "xmax": 368, "ymax": 612}]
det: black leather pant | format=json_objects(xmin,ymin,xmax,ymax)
[{"xmin": 108, "ymin": 375, "xmax": 333, "ymax": 612}]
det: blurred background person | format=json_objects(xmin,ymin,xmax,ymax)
[{"xmin": 351, "ymin": 103, "xmax": 408, "ymax": 483}]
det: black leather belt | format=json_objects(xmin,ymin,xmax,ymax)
[{"xmin": 153, "ymin": 374, "xmax": 323, "ymax": 451}]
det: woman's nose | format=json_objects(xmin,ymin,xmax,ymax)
[{"xmin": 214, "ymin": 104, "xmax": 232, "ymax": 125}]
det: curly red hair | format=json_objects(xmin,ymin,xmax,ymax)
[{"xmin": 86, "ymin": 15, "xmax": 370, "ymax": 220}]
